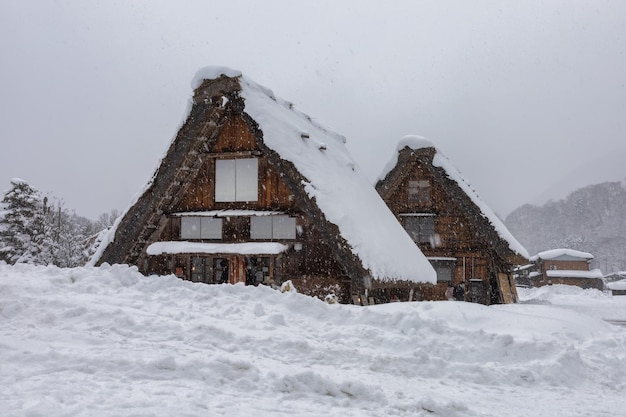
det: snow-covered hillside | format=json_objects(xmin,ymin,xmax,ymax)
[
  {"xmin": 505, "ymin": 181, "xmax": 626, "ymax": 273},
  {"xmin": 1, "ymin": 263, "xmax": 625, "ymax": 417}
]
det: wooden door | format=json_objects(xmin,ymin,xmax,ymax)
[{"xmin": 229, "ymin": 255, "xmax": 247, "ymax": 284}]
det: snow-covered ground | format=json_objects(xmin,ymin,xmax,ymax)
[{"xmin": 1, "ymin": 263, "xmax": 625, "ymax": 417}]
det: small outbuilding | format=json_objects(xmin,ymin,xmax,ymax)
[
  {"xmin": 90, "ymin": 68, "xmax": 436, "ymax": 303},
  {"xmin": 529, "ymin": 249, "xmax": 604, "ymax": 290},
  {"xmin": 376, "ymin": 136, "xmax": 529, "ymax": 304},
  {"xmin": 607, "ymin": 279, "xmax": 626, "ymax": 296}
]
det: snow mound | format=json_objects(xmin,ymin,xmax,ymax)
[{"xmin": 1, "ymin": 264, "xmax": 625, "ymax": 416}]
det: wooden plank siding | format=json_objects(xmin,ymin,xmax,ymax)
[
  {"xmin": 96, "ymin": 75, "xmax": 434, "ymax": 305},
  {"xmin": 133, "ymin": 112, "xmax": 352, "ymax": 301},
  {"xmin": 174, "ymin": 116, "xmax": 296, "ymax": 212},
  {"xmin": 376, "ymin": 146, "xmax": 522, "ymax": 305}
]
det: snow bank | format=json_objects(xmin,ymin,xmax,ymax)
[
  {"xmin": 545, "ymin": 268, "xmax": 603, "ymax": 279},
  {"xmin": 519, "ymin": 284, "xmax": 626, "ymax": 322},
  {"xmin": 1, "ymin": 264, "xmax": 625, "ymax": 416}
]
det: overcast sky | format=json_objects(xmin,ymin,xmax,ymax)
[{"xmin": 1, "ymin": 1, "xmax": 625, "ymax": 220}]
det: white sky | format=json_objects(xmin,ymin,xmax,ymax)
[{"xmin": 1, "ymin": 1, "xmax": 625, "ymax": 220}]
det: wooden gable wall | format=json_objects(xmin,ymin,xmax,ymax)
[
  {"xmin": 382, "ymin": 153, "xmax": 487, "ymax": 257},
  {"xmin": 144, "ymin": 113, "xmax": 350, "ymax": 300},
  {"xmin": 174, "ymin": 115, "xmax": 295, "ymax": 212},
  {"xmin": 378, "ymin": 147, "xmax": 517, "ymax": 304}
]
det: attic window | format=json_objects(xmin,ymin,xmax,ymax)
[
  {"xmin": 215, "ymin": 158, "xmax": 258, "ymax": 202},
  {"xmin": 250, "ymin": 215, "xmax": 296, "ymax": 240},
  {"xmin": 181, "ymin": 217, "xmax": 223, "ymax": 240},
  {"xmin": 408, "ymin": 180, "xmax": 430, "ymax": 203},
  {"xmin": 403, "ymin": 215, "xmax": 435, "ymax": 243}
]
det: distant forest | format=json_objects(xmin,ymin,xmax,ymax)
[
  {"xmin": 505, "ymin": 181, "xmax": 626, "ymax": 273},
  {"xmin": 0, "ymin": 179, "xmax": 118, "ymax": 267}
]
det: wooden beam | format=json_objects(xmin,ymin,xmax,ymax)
[{"xmin": 205, "ymin": 150, "xmax": 262, "ymax": 159}]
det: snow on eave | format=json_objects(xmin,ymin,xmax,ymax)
[
  {"xmin": 173, "ymin": 210, "xmax": 284, "ymax": 217},
  {"xmin": 530, "ymin": 248, "xmax": 594, "ymax": 262},
  {"xmin": 236, "ymin": 78, "xmax": 435, "ymax": 284},
  {"xmin": 147, "ymin": 241, "xmax": 288, "ymax": 256},
  {"xmin": 545, "ymin": 269, "xmax": 603, "ymax": 279},
  {"xmin": 431, "ymin": 150, "xmax": 529, "ymax": 259}
]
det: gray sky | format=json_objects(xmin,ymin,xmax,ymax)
[{"xmin": 1, "ymin": 1, "xmax": 625, "ymax": 220}]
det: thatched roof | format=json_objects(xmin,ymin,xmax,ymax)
[
  {"xmin": 91, "ymin": 68, "xmax": 436, "ymax": 285},
  {"xmin": 377, "ymin": 136, "xmax": 529, "ymax": 263}
]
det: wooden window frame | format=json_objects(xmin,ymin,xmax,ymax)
[
  {"xmin": 408, "ymin": 179, "xmax": 430, "ymax": 203},
  {"xmin": 402, "ymin": 214, "xmax": 435, "ymax": 243},
  {"xmin": 215, "ymin": 158, "xmax": 259, "ymax": 202}
]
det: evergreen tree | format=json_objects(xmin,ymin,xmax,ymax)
[
  {"xmin": 0, "ymin": 179, "xmax": 45, "ymax": 264},
  {"xmin": 0, "ymin": 179, "xmax": 119, "ymax": 267}
]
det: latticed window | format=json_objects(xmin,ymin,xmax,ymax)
[
  {"xmin": 403, "ymin": 215, "xmax": 435, "ymax": 243},
  {"xmin": 429, "ymin": 259, "xmax": 455, "ymax": 282},
  {"xmin": 250, "ymin": 215, "xmax": 296, "ymax": 240},
  {"xmin": 408, "ymin": 180, "xmax": 430, "ymax": 203},
  {"xmin": 180, "ymin": 217, "xmax": 223, "ymax": 239}
]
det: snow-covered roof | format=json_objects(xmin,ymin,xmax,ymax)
[
  {"xmin": 214, "ymin": 70, "xmax": 435, "ymax": 284},
  {"xmin": 530, "ymin": 249, "xmax": 594, "ymax": 262},
  {"xmin": 147, "ymin": 242, "xmax": 288, "ymax": 256},
  {"xmin": 93, "ymin": 67, "xmax": 436, "ymax": 284},
  {"xmin": 377, "ymin": 135, "xmax": 433, "ymax": 182},
  {"xmin": 379, "ymin": 135, "xmax": 529, "ymax": 259},
  {"xmin": 545, "ymin": 269, "xmax": 604, "ymax": 279},
  {"xmin": 607, "ymin": 279, "xmax": 626, "ymax": 290}
]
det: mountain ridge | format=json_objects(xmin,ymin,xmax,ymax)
[{"xmin": 505, "ymin": 180, "xmax": 626, "ymax": 273}]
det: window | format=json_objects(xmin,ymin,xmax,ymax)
[
  {"xmin": 215, "ymin": 158, "xmax": 258, "ymax": 202},
  {"xmin": 272, "ymin": 215, "xmax": 296, "ymax": 239},
  {"xmin": 408, "ymin": 180, "xmax": 430, "ymax": 203},
  {"xmin": 429, "ymin": 259, "xmax": 455, "ymax": 282},
  {"xmin": 403, "ymin": 215, "xmax": 435, "ymax": 243},
  {"xmin": 250, "ymin": 215, "xmax": 296, "ymax": 240},
  {"xmin": 250, "ymin": 216, "xmax": 272, "ymax": 239},
  {"xmin": 191, "ymin": 256, "xmax": 216, "ymax": 283},
  {"xmin": 181, "ymin": 217, "xmax": 222, "ymax": 239}
]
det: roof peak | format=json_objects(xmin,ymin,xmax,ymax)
[
  {"xmin": 397, "ymin": 135, "xmax": 435, "ymax": 151},
  {"xmin": 191, "ymin": 66, "xmax": 243, "ymax": 90}
]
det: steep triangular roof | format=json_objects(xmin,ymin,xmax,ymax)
[
  {"xmin": 91, "ymin": 68, "xmax": 436, "ymax": 285},
  {"xmin": 377, "ymin": 135, "xmax": 529, "ymax": 262}
]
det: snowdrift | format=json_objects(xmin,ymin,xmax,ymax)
[{"xmin": 1, "ymin": 263, "xmax": 625, "ymax": 416}]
